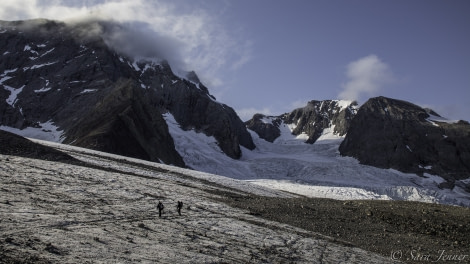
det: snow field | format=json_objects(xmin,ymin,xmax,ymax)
[{"xmin": 1, "ymin": 121, "xmax": 64, "ymax": 142}]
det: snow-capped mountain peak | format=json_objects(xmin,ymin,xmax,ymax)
[{"xmin": 245, "ymin": 100, "xmax": 358, "ymax": 144}]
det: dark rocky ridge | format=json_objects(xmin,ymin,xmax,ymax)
[
  {"xmin": 339, "ymin": 96, "xmax": 470, "ymax": 185},
  {"xmin": 0, "ymin": 19, "xmax": 254, "ymax": 165},
  {"xmin": 246, "ymin": 100, "xmax": 357, "ymax": 143},
  {"xmin": 0, "ymin": 129, "xmax": 75, "ymax": 161}
]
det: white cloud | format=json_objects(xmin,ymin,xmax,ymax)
[
  {"xmin": 230, "ymin": 40, "xmax": 253, "ymax": 71},
  {"xmin": 0, "ymin": 0, "xmax": 252, "ymax": 89},
  {"xmin": 418, "ymin": 103, "xmax": 469, "ymax": 121},
  {"xmin": 235, "ymin": 99, "xmax": 309, "ymax": 121},
  {"xmin": 338, "ymin": 54, "xmax": 394, "ymax": 101},
  {"xmin": 236, "ymin": 107, "xmax": 275, "ymax": 122},
  {"xmin": 288, "ymin": 99, "xmax": 308, "ymax": 110}
]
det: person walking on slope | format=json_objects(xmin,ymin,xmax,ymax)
[
  {"xmin": 177, "ymin": 201, "xmax": 183, "ymax": 216},
  {"xmin": 157, "ymin": 201, "xmax": 164, "ymax": 218}
]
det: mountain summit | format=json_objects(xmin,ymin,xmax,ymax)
[
  {"xmin": 0, "ymin": 19, "xmax": 254, "ymax": 166},
  {"xmin": 245, "ymin": 100, "xmax": 358, "ymax": 144},
  {"xmin": 339, "ymin": 96, "xmax": 470, "ymax": 185}
]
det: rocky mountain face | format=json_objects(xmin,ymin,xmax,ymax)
[
  {"xmin": 339, "ymin": 96, "xmax": 470, "ymax": 185},
  {"xmin": 245, "ymin": 100, "xmax": 358, "ymax": 143},
  {"xmin": 246, "ymin": 96, "xmax": 470, "ymax": 186},
  {"xmin": 0, "ymin": 19, "xmax": 254, "ymax": 166}
]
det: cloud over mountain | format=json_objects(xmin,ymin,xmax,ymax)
[
  {"xmin": 338, "ymin": 54, "xmax": 394, "ymax": 102},
  {"xmin": 0, "ymin": 0, "xmax": 251, "ymax": 88}
]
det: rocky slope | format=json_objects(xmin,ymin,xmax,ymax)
[
  {"xmin": 245, "ymin": 100, "xmax": 358, "ymax": 143},
  {"xmin": 339, "ymin": 96, "xmax": 470, "ymax": 185},
  {"xmin": 0, "ymin": 19, "xmax": 254, "ymax": 166}
]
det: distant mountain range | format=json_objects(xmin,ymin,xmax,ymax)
[{"xmin": 1, "ymin": 19, "xmax": 469, "ymax": 196}]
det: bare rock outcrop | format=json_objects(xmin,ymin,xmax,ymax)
[{"xmin": 339, "ymin": 96, "xmax": 470, "ymax": 185}]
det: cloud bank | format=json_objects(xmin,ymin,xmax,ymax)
[
  {"xmin": 0, "ymin": 0, "xmax": 251, "ymax": 88},
  {"xmin": 236, "ymin": 107, "xmax": 275, "ymax": 122},
  {"xmin": 236, "ymin": 100, "xmax": 308, "ymax": 121},
  {"xmin": 338, "ymin": 54, "xmax": 393, "ymax": 101}
]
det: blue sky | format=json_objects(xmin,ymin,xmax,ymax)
[
  {"xmin": 1, "ymin": 0, "xmax": 469, "ymax": 120},
  {"xmin": 215, "ymin": 0, "xmax": 470, "ymax": 120}
]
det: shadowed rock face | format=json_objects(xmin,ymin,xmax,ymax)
[
  {"xmin": 244, "ymin": 114, "xmax": 282, "ymax": 143},
  {"xmin": 339, "ymin": 96, "xmax": 470, "ymax": 184},
  {"xmin": 0, "ymin": 19, "xmax": 254, "ymax": 165},
  {"xmin": 246, "ymin": 100, "xmax": 357, "ymax": 143},
  {"xmin": 62, "ymin": 80, "xmax": 186, "ymax": 166}
]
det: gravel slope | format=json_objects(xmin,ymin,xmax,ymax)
[{"xmin": 219, "ymin": 194, "xmax": 470, "ymax": 263}]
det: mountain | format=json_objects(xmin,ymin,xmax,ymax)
[
  {"xmin": 1, "ymin": 19, "xmax": 468, "ymax": 206},
  {"xmin": 0, "ymin": 19, "xmax": 254, "ymax": 166},
  {"xmin": 237, "ymin": 97, "xmax": 469, "ymax": 207},
  {"xmin": 245, "ymin": 100, "xmax": 358, "ymax": 144},
  {"xmin": 245, "ymin": 97, "xmax": 470, "ymax": 185},
  {"xmin": 339, "ymin": 96, "xmax": 470, "ymax": 186}
]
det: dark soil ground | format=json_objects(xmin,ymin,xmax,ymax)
[{"xmin": 216, "ymin": 192, "xmax": 470, "ymax": 263}]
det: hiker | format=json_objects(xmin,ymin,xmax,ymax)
[
  {"xmin": 157, "ymin": 201, "xmax": 164, "ymax": 218},
  {"xmin": 177, "ymin": 201, "xmax": 183, "ymax": 216}
]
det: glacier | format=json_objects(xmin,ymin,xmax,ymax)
[
  {"xmin": 163, "ymin": 116, "xmax": 470, "ymax": 207},
  {"xmin": 1, "ymin": 111, "xmax": 469, "ymax": 207},
  {"xmin": 0, "ymin": 139, "xmax": 394, "ymax": 263}
]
